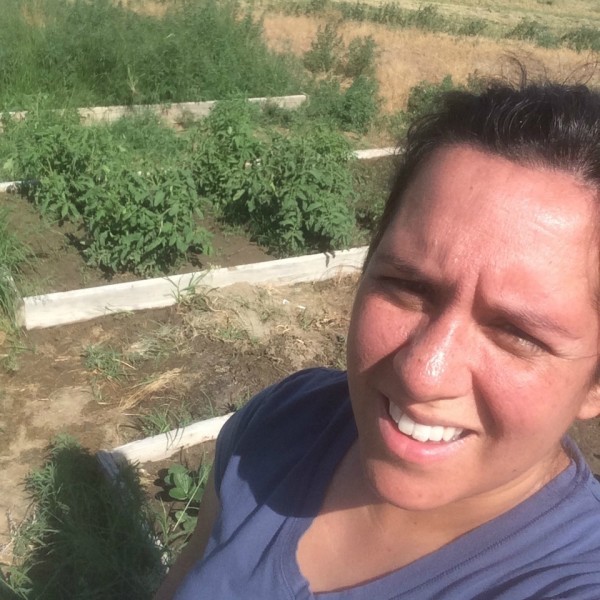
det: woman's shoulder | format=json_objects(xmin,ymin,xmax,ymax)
[{"xmin": 213, "ymin": 368, "xmax": 352, "ymax": 494}]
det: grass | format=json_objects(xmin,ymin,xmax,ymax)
[
  {"xmin": 0, "ymin": 0, "xmax": 304, "ymax": 111},
  {"xmin": 270, "ymin": 0, "xmax": 600, "ymax": 51},
  {"xmin": 83, "ymin": 344, "xmax": 136, "ymax": 380},
  {"xmin": 133, "ymin": 403, "xmax": 195, "ymax": 437},
  {"xmin": 1, "ymin": 436, "xmax": 165, "ymax": 599},
  {"xmin": 0, "ymin": 208, "xmax": 32, "ymax": 329}
]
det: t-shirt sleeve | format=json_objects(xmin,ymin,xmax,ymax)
[{"xmin": 212, "ymin": 368, "xmax": 343, "ymax": 498}]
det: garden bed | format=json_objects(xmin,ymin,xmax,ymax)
[{"xmin": 0, "ymin": 274, "xmax": 357, "ymax": 564}]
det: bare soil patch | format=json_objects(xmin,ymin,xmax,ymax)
[{"xmin": 0, "ymin": 273, "xmax": 357, "ymax": 562}]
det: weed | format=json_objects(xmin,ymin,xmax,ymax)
[
  {"xmin": 3, "ymin": 436, "xmax": 164, "ymax": 598},
  {"xmin": 305, "ymin": 76, "xmax": 380, "ymax": 134},
  {"xmin": 303, "ymin": 23, "xmax": 344, "ymax": 74},
  {"xmin": 159, "ymin": 459, "xmax": 212, "ymax": 553},
  {"xmin": 0, "ymin": 0, "xmax": 304, "ymax": 110},
  {"xmin": 562, "ymin": 26, "xmax": 600, "ymax": 52},
  {"xmin": 134, "ymin": 404, "xmax": 195, "ymax": 438},
  {"xmin": 505, "ymin": 18, "xmax": 559, "ymax": 48},
  {"xmin": 83, "ymin": 344, "xmax": 131, "ymax": 380},
  {"xmin": 342, "ymin": 35, "xmax": 378, "ymax": 78},
  {"xmin": 0, "ymin": 208, "xmax": 30, "ymax": 327}
]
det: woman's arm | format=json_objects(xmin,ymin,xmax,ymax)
[{"xmin": 153, "ymin": 468, "xmax": 220, "ymax": 600}]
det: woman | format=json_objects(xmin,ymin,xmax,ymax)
[{"xmin": 156, "ymin": 81, "xmax": 600, "ymax": 599}]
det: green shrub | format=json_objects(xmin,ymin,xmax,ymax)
[
  {"xmin": 342, "ymin": 75, "xmax": 380, "ymax": 133},
  {"xmin": 5, "ymin": 436, "xmax": 164, "ymax": 599},
  {"xmin": 82, "ymin": 165, "xmax": 211, "ymax": 275},
  {"xmin": 303, "ymin": 23, "xmax": 344, "ymax": 74},
  {"xmin": 239, "ymin": 126, "xmax": 356, "ymax": 255},
  {"xmin": 0, "ymin": 0, "xmax": 304, "ymax": 110},
  {"xmin": 191, "ymin": 99, "xmax": 264, "ymax": 213},
  {"xmin": 457, "ymin": 19, "xmax": 487, "ymax": 36},
  {"xmin": 562, "ymin": 26, "xmax": 600, "ymax": 52},
  {"xmin": 342, "ymin": 35, "xmax": 378, "ymax": 78},
  {"xmin": 506, "ymin": 18, "xmax": 559, "ymax": 47},
  {"xmin": 406, "ymin": 75, "xmax": 458, "ymax": 122},
  {"xmin": 306, "ymin": 75, "xmax": 380, "ymax": 133}
]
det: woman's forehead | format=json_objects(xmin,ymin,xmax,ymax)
[{"xmin": 378, "ymin": 146, "xmax": 599, "ymax": 305}]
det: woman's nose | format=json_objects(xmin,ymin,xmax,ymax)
[{"xmin": 393, "ymin": 314, "xmax": 472, "ymax": 403}]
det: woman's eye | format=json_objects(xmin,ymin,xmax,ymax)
[
  {"xmin": 376, "ymin": 277, "xmax": 430, "ymax": 309},
  {"xmin": 493, "ymin": 324, "xmax": 547, "ymax": 356}
]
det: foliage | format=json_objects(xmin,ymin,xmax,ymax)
[
  {"xmin": 562, "ymin": 26, "xmax": 600, "ymax": 52},
  {"xmin": 1, "ymin": 436, "xmax": 164, "ymax": 599},
  {"xmin": 0, "ymin": 0, "xmax": 304, "ymax": 110},
  {"xmin": 353, "ymin": 155, "xmax": 396, "ymax": 235},
  {"xmin": 405, "ymin": 74, "xmax": 458, "ymax": 123},
  {"xmin": 303, "ymin": 23, "xmax": 344, "ymax": 74},
  {"xmin": 81, "ymin": 165, "xmax": 211, "ymax": 276},
  {"xmin": 0, "ymin": 208, "xmax": 31, "ymax": 327},
  {"xmin": 4, "ymin": 110, "xmax": 212, "ymax": 275},
  {"xmin": 505, "ymin": 18, "xmax": 559, "ymax": 47},
  {"xmin": 160, "ymin": 461, "xmax": 212, "ymax": 549},
  {"xmin": 191, "ymin": 99, "xmax": 264, "ymax": 214},
  {"xmin": 134, "ymin": 404, "xmax": 195, "ymax": 437},
  {"xmin": 192, "ymin": 101, "xmax": 356, "ymax": 255},
  {"xmin": 342, "ymin": 35, "xmax": 378, "ymax": 78},
  {"xmin": 282, "ymin": 0, "xmax": 597, "ymax": 51},
  {"xmin": 239, "ymin": 126, "xmax": 356, "ymax": 255},
  {"xmin": 306, "ymin": 76, "xmax": 380, "ymax": 134},
  {"xmin": 83, "ymin": 344, "xmax": 131, "ymax": 380}
]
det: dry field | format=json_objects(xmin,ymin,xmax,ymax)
[{"xmin": 261, "ymin": 12, "xmax": 600, "ymax": 113}]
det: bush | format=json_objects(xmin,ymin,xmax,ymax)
[
  {"xmin": 341, "ymin": 35, "xmax": 378, "ymax": 78},
  {"xmin": 303, "ymin": 23, "xmax": 344, "ymax": 74},
  {"xmin": 82, "ymin": 166, "xmax": 211, "ymax": 276},
  {"xmin": 506, "ymin": 18, "xmax": 559, "ymax": 47},
  {"xmin": 239, "ymin": 126, "xmax": 356, "ymax": 255},
  {"xmin": 0, "ymin": 0, "xmax": 304, "ymax": 110},
  {"xmin": 405, "ymin": 74, "xmax": 458, "ymax": 122},
  {"xmin": 562, "ymin": 26, "xmax": 600, "ymax": 52},
  {"xmin": 306, "ymin": 75, "xmax": 380, "ymax": 133},
  {"xmin": 190, "ymin": 101, "xmax": 356, "ymax": 255}
]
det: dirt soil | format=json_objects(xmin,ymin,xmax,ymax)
[{"xmin": 0, "ymin": 270, "xmax": 358, "ymax": 563}]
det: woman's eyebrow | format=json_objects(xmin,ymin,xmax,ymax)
[
  {"xmin": 492, "ymin": 306, "xmax": 578, "ymax": 340},
  {"xmin": 374, "ymin": 253, "xmax": 433, "ymax": 281}
]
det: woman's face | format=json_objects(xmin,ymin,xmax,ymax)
[{"xmin": 347, "ymin": 145, "xmax": 600, "ymax": 513}]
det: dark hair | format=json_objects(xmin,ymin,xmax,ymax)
[{"xmin": 366, "ymin": 82, "xmax": 600, "ymax": 264}]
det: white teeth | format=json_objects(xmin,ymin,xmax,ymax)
[{"xmin": 388, "ymin": 402, "xmax": 464, "ymax": 443}]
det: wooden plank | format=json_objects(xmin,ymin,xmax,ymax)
[
  {"xmin": 100, "ymin": 413, "xmax": 233, "ymax": 467},
  {"xmin": 354, "ymin": 147, "xmax": 397, "ymax": 159},
  {"xmin": 0, "ymin": 181, "xmax": 19, "ymax": 193},
  {"xmin": 23, "ymin": 247, "xmax": 368, "ymax": 329}
]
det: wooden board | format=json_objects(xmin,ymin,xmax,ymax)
[{"xmin": 23, "ymin": 247, "xmax": 368, "ymax": 329}]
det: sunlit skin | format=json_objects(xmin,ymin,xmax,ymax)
[{"xmin": 346, "ymin": 144, "xmax": 600, "ymax": 520}]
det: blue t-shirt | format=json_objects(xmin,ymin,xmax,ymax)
[{"xmin": 174, "ymin": 369, "xmax": 600, "ymax": 599}]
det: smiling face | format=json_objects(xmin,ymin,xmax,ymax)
[{"xmin": 347, "ymin": 145, "xmax": 600, "ymax": 514}]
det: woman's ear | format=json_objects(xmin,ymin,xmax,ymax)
[{"xmin": 578, "ymin": 378, "xmax": 600, "ymax": 420}]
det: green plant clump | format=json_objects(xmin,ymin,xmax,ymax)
[
  {"xmin": 4, "ymin": 110, "xmax": 212, "ymax": 275},
  {"xmin": 193, "ymin": 100, "xmax": 357, "ymax": 255},
  {"xmin": 1, "ymin": 436, "xmax": 164, "ymax": 599},
  {"xmin": 0, "ymin": 0, "xmax": 303, "ymax": 110},
  {"xmin": 82, "ymin": 165, "xmax": 211, "ymax": 276},
  {"xmin": 159, "ymin": 461, "xmax": 212, "ymax": 552}
]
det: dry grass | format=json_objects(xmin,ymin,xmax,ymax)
[{"xmin": 262, "ymin": 13, "xmax": 600, "ymax": 113}]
